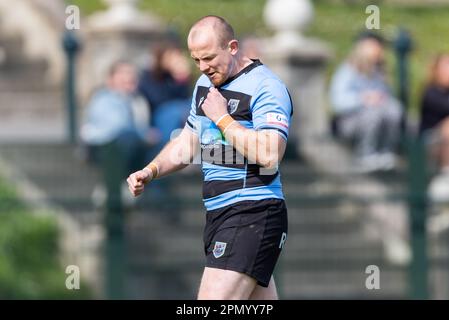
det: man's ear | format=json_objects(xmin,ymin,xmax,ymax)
[{"xmin": 228, "ymin": 40, "xmax": 239, "ymax": 55}]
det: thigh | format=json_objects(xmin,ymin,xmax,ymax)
[
  {"xmin": 339, "ymin": 110, "xmax": 365, "ymax": 139},
  {"xmin": 197, "ymin": 267, "xmax": 256, "ymax": 300},
  {"xmin": 249, "ymin": 276, "xmax": 279, "ymax": 300},
  {"xmin": 381, "ymin": 97, "xmax": 403, "ymax": 122}
]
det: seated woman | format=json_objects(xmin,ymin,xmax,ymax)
[
  {"xmin": 329, "ymin": 32, "xmax": 402, "ymax": 172},
  {"xmin": 138, "ymin": 42, "xmax": 192, "ymax": 154},
  {"xmin": 419, "ymin": 54, "xmax": 449, "ymax": 201}
]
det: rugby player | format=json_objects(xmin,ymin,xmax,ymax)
[{"xmin": 127, "ymin": 15, "xmax": 292, "ymax": 300}]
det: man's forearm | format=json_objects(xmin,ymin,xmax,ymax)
[
  {"xmin": 145, "ymin": 128, "xmax": 198, "ymax": 179},
  {"xmin": 220, "ymin": 120, "xmax": 284, "ymax": 169}
]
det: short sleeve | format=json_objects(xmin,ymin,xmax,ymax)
[
  {"xmin": 185, "ymin": 85, "xmax": 198, "ymax": 135},
  {"xmin": 251, "ymin": 78, "xmax": 293, "ymax": 141}
]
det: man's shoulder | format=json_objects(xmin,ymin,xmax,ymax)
[
  {"xmin": 334, "ymin": 62, "xmax": 359, "ymax": 78},
  {"xmin": 88, "ymin": 88, "xmax": 125, "ymax": 110},
  {"xmin": 194, "ymin": 74, "xmax": 212, "ymax": 88},
  {"xmin": 252, "ymin": 65, "xmax": 287, "ymax": 89},
  {"xmin": 247, "ymin": 67, "xmax": 288, "ymax": 98},
  {"xmin": 89, "ymin": 88, "xmax": 113, "ymax": 104},
  {"xmin": 225, "ymin": 64, "xmax": 287, "ymax": 97}
]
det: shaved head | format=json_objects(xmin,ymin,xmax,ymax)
[
  {"xmin": 188, "ymin": 15, "xmax": 235, "ymax": 49},
  {"xmin": 187, "ymin": 15, "xmax": 252, "ymax": 86}
]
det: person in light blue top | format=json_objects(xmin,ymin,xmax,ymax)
[
  {"xmin": 81, "ymin": 61, "xmax": 157, "ymax": 173},
  {"xmin": 127, "ymin": 16, "xmax": 292, "ymax": 300},
  {"xmin": 329, "ymin": 32, "xmax": 402, "ymax": 172}
]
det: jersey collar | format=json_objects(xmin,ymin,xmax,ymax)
[{"xmin": 217, "ymin": 59, "xmax": 263, "ymax": 88}]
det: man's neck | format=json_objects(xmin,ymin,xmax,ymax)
[{"xmin": 229, "ymin": 55, "xmax": 254, "ymax": 78}]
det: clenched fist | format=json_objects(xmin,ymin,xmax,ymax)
[
  {"xmin": 127, "ymin": 168, "xmax": 153, "ymax": 197},
  {"xmin": 201, "ymin": 87, "xmax": 228, "ymax": 123}
]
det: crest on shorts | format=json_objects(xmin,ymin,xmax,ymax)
[
  {"xmin": 227, "ymin": 99, "xmax": 240, "ymax": 114},
  {"xmin": 212, "ymin": 241, "xmax": 227, "ymax": 258}
]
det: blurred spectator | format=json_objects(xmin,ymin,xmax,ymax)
[
  {"xmin": 80, "ymin": 60, "xmax": 157, "ymax": 175},
  {"xmin": 329, "ymin": 32, "xmax": 403, "ymax": 172},
  {"xmin": 419, "ymin": 54, "xmax": 449, "ymax": 201},
  {"xmin": 138, "ymin": 43, "xmax": 192, "ymax": 152}
]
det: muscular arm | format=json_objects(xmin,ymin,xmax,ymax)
[
  {"xmin": 150, "ymin": 126, "xmax": 199, "ymax": 178},
  {"xmin": 127, "ymin": 126, "xmax": 199, "ymax": 196},
  {"xmin": 222, "ymin": 122, "xmax": 286, "ymax": 169}
]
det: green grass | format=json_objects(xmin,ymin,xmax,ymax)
[
  {"xmin": 0, "ymin": 178, "xmax": 91, "ymax": 299},
  {"xmin": 70, "ymin": 0, "xmax": 449, "ymax": 117}
]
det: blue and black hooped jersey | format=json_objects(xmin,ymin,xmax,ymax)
[{"xmin": 185, "ymin": 60, "xmax": 293, "ymax": 211}]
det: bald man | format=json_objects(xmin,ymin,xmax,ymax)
[{"xmin": 127, "ymin": 16, "xmax": 293, "ymax": 300}]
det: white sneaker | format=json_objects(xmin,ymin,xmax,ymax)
[
  {"xmin": 428, "ymin": 171, "xmax": 449, "ymax": 203},
  {"xmin": 354, "ymin": 154, "xmax": 383, "ymax": 173},
  {"xmin": 121, "ymin": 181, "xmax": 136, "ymax": 208},
  {"xmin": 377, "ymin": 152, "xmax": 397, "ymax": 171},
  {"xmin": 91, "ymin": 183, "xmax": 106, "ymax": 209},
  {"xmin": 91, "ymin": 182, "xmax": 136, "ymax": 209},
  {"xmin": 383, "ymin": 236, "xmax": 411, "ymax": 266}
]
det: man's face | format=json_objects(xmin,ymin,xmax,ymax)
[
  {"xmin": 436, "ymin": 56, "xmax": 449, "ymax": 88},
  {"xmin": 188, "ymin": 33, "xmax": 234, "ymax": 87},
  {"xmin": 108, "ymin": 64, "xmax": 137, "ymax": 94},
  {"xmin": 360, "ymin": 39, "xmax": 384, "ymax": 64}
]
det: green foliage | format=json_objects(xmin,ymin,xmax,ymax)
[
  {"xmin": 0, "ymin": 179, "xmax": 91, "ymax": 299},
  {"xmin": 67, "ymin": 0, "xmax": 105, "ymax": 15}
]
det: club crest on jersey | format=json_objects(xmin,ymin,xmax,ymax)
[
  {"xmin": 212, "ymin": 241, "xmax": 227, "ymax": 258},
  {"xmin": 227, "ymin": 99, "xmax": 240, "ymax": 114}
]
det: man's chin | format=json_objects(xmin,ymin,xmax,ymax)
[{"xmin": 210, "ymin": 78, "xmax": 224, "ymax": 87}]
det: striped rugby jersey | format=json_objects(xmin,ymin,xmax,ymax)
[{"xmin": 185, "ymin": 60, "xmax": 293, "ymax": 211}]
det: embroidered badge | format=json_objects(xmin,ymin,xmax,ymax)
[
  {"xmin": 227, "ymin": 99, "xmax": 240, "ymax": 114},
  {"xmin": 212, "ymin": 241, "xmax": 227, "ymax": 258}
]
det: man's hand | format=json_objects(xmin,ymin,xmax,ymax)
[
  {"xmin": 202, "ymin": 87, "xmax": 228, "ymax": 123},
  {"xmin": 127, "ymin": 168, "xmax": 152, "ymax": 197},
  {"xmin": 362, "ymin": 90, "xmax": 385, "ymax": 107}
]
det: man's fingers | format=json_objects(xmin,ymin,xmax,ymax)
[
  {"xmin": 127, "ymin": 170, "xmax": 148, "ymax": 197},
  {"xmin": 136, "ymin": 171, "xmax": 149, "ymax": 182},
  {"xmin": 128, "ymin": 174, "xmax": 141, "ymax": 190},
  {"xmin": 128, "ymin": 183, "xmax": 144, "ymax": 197}
]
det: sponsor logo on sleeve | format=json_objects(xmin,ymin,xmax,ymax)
[{"xmin": 266, "ymin": 112, "xmax": 289, "ymax": 129}]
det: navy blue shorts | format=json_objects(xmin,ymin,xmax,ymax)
[{"xmin": 203, "ymin": 199, "xmax": 288, "ymax": 287}]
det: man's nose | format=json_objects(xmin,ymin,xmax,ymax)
[{"xmin": 199, "ymin": 60, "xmax": 209, "ymax": 73}]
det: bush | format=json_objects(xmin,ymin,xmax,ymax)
[{"xmin": 0, "ymin": 179, "xmax": 91, "ymax": 299}]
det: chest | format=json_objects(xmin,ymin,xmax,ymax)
[{"xmin": 194, "ymin": 86, "xmax": 253, "ymax": 147}]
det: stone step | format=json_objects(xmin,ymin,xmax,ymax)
[
  {"xmin": 0, "ymin": 144, "xmax": 406, "ymax": 199},
  {"xmin": 127, "ymin": 229, "xmax": 385, "ymax": 266},
  {"xmin": 0, "ymin": 89, "xmax": 63, "ymax": 111},
  {"xmin": 125, "ymin": 270, "xmax": 200, "ymax": 299},
  {"xmin": 280, "ymin": 269, "xmax": 408, "ymax": 299},
  {"xmin": 125, "ymin": 261, "xmax": 408, "ymax": 299},
  {"xmin": 0, "ymin": 36, "xmax": 28, "ymax": 65},
  {"xmin": 0, "ymin": 90, "xmax": 66, "ymax": 142},
  {"xmin": 0, "ymin": 62, "xmax": 52, "ymax": 91},
  {"xmin": 129, "ymin": 205, "xmax": 365, "ymax": 232}
]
